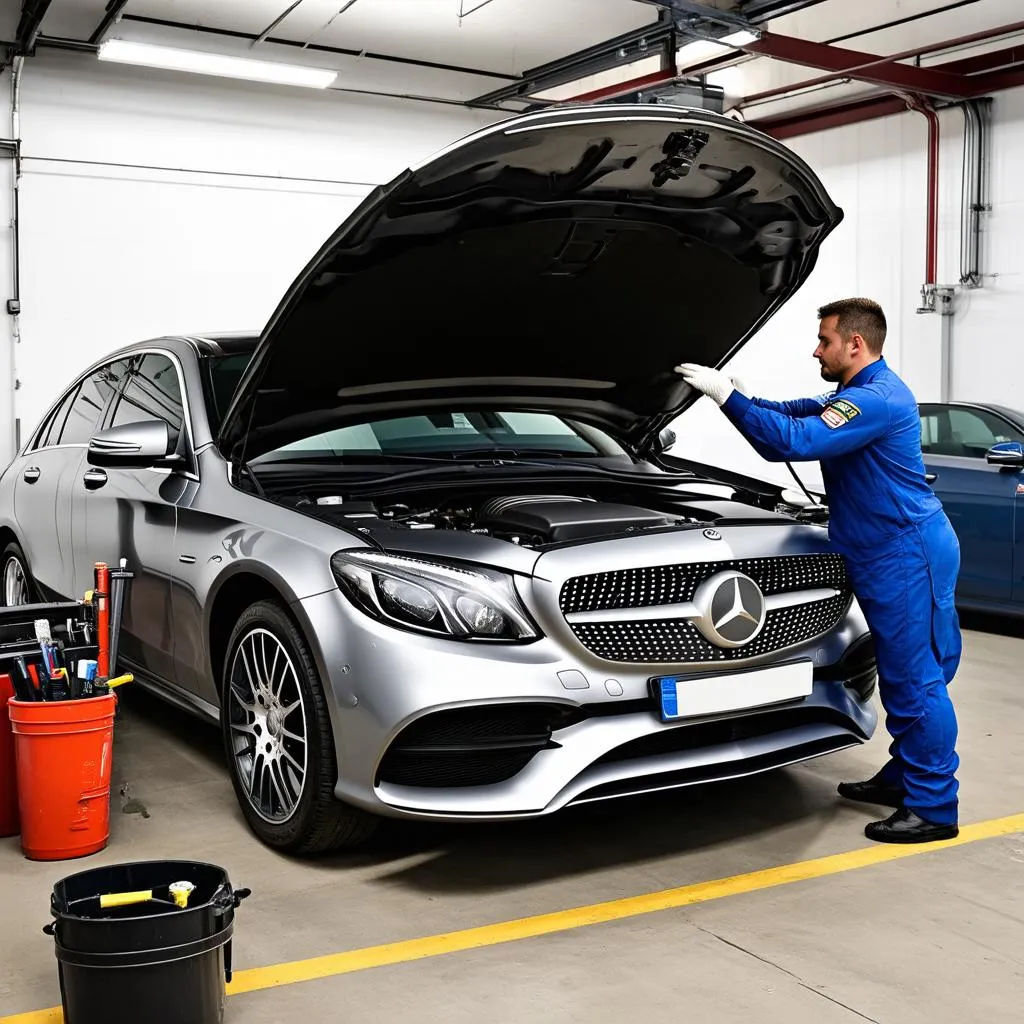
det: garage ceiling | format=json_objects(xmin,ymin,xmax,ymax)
[{"xmin": 3, "ymin": 2, "xmax": 1024, "ymax": 131}]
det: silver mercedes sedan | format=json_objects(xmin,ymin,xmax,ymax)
[{"xmin": 0, "ymin": 105, "xmax": 877, "ymax": 854}]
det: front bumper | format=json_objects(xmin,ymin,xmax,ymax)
[{"xmin": 296, "ymin": 583, "xmax": 877, "ymax": 823}]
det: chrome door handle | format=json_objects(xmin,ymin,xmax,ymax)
[
  {"xmin": 83, "ymin": 468, "xmax": 108, "ymax": 490},
  {"xmin": 23, "ymin": 466, "xmax": 40, "ymax": 483},
  {"xmin": 925, "ymin": 473, "xmax": 938, "ymax": 483}
]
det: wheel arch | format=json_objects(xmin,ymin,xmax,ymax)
[{"xmin": 205, "ymin": 563, "xmax": 333, "ymax": 703}]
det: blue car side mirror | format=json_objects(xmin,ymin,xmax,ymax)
[{"xmin": 985, "ymin": 440, "xmax": 1024, "ymax": 467}]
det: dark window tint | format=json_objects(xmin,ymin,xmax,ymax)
[
  {"xmin": 111, "ymin": 354, "xmax": 184, "ymax": 443},
  {"xmin": 37, "ymin": 387, "xmax": 80, "ymax": 448},
  {"xmin": 201, "ymin": 353, "xmax": 253, "ymax": 431},
  {"xmin": 58, "ymin": 360, "xmax": 129, "ymax": 445}
]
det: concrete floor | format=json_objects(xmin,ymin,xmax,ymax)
[{"xmin": 3, "ymin": 612, "xmax": 1024, "ymax": 1022}]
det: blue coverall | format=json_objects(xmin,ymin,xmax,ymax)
[{"xmin": 722, "ymin": 357, "xmax": 961, "ymax": 824}]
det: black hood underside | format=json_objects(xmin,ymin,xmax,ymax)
[{"xmin": 219, "ymin": 107, "xmax": 842, "ymax": 461}]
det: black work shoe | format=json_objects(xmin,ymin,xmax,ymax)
[
  {"xmin": 864, "ymin": 807, "xmax": 959, "ymax": 844},
  {"xmin": 837, "ymin": 778, "xmax": 904, "ymax": 808}
]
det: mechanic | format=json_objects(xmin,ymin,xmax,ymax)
[{"xmin": 676, "ymin": 297, "xmax": 961, "ymax": 844}]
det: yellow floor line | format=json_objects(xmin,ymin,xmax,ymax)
[{"xmin": 5, "ymin": 810, "xmax": 1024, "ymax": 1023}]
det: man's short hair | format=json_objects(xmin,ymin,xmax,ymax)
[{"xmin": 817, "ymin": 297, "xmax": 887, "ymax": 355}]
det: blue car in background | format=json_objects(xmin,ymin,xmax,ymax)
[{"xmin": 918, "ymin": 402, "xmax": 1024, "ymax": 617}]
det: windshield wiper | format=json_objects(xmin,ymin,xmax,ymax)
[
  {"xmin": 253, "ymin": 448, "xmax": 607, "ymax": 468},
  {"xmin": 324, "ymin": 459, "xmax": 665, "ymax": 494},
  {"xmin": 443, "ymin": 447, "xmax": 602, "ymax": 461},
  {"xmin": 253, "ymin": 452, "xmax": 452, "ymax": 467}
]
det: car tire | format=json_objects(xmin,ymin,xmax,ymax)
[
  {"xmin": 221, "ymin": 599, "xmax": 377, "ymax": 855},
  {"xmin": 1, "ymin": 541, "xmax": 36, "ymax": 607}
]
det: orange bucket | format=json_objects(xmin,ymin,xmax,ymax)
[
  {"xmin": 0, "ymin": 674, "xmax": 19, "ymax": 838},
  {"xmin": 9, "ymin": 695, "xmax": 116, "ymax": 861}
]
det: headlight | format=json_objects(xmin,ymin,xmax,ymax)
[{"xmin": 330, "ymin": 550, "xmax": 540, "ymax": 642}]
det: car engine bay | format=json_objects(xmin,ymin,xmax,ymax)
[{"xmin": 270, "ymin": 476, "xmax": 829, "ymax": 549}]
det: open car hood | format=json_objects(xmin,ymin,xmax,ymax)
[{"xmin": 217, "ymin": 105, "xmax": 842, "ymax": 461}]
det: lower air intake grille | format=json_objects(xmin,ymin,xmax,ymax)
[
  {"xmin": 377, "ymin": 704, "xmax": 574, "ymax": 789},
  {"xmin": 569, "ymin": 593, "xmax": 851, "ymax": 664}
]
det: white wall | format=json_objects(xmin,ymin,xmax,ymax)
[
  {"xmin": 3, "ymin": 50, "xmax": 1024, "ymax": 487},
  {"xmin": 0, "ymin": 49, "xmax": 499, "ymax": 465},
  {"xmin": 671, "ymin": 86, "xmax": 1024, "ymax": 493}
]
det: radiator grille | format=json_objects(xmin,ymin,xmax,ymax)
[
  {"xmin": 561, "ymin": 554, "xmax": 851, "ymax": 664},
  {"xmin": 560, "ymin": 553, "xmax": 848, "ymax": 615}
]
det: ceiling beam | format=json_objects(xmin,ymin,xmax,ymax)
[
  {"xmin": 14, "ymin": 0, "xmax": 54, "ymax": 54},
  {"xmin": 741, "ymin": 32, "xmax": 975, "ymax": 99},
  {"xmin": 566, "ymin": 68, "xmax": 678, "ymax": 104},
  {"xmin": 89, "ymin": 0, "xmax": 129, "ymax": 47},
  {"xmin": 740, "ymin": 0, "xmax": 829, "ymax": 18},
  {"xmin": 748, "ymin": 95, "xmax": 911, "ymax": 140},
  {"xmin": 964, "ymin": 62, "xmax": 1024, "ymax": 96},
  {"xmin": 253, "ymin": 0, "xmax": 306, "ymax": 47},
  {"xmin": 472, "ymin": 16, "xmax": 676, "ymax": 107},
  {"xmin": 742, "ymin": 20, "xmax": 1024, "ymax": 105},
  {"xmin": 633, "ymin": 1, "xmax": 752, "ymax": 32},
  {"xmin": 941, "ymin": 44, "xmax": 1024, "ymax": 77},
  {"xmin": 472, "ymin": 1, "xmax": 828, "ymax": 108}
]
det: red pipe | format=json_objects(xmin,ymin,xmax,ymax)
[
  {"xmin": 741, "ymin": 19, "xmax": 1024, "ymax": 106},
  {"xmin": 750, "ymin": 95, "xmax": 911, "ymax": 139},
  {"xmin": 909, "ymin": 99, "xmax": 941, "ymax": 287}
]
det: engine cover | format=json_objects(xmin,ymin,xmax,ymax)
[{"xmin": 476, "ymin": 495, "xmax": 673, "ymax": 543}]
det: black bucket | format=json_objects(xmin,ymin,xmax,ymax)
[{"xmin": 44, "ymin": 859, "xmax": 251, "ymax": 1024}]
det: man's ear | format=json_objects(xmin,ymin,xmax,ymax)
[{"xmin": 848, "ymin": 332, "xmax": 865, "ymax": 355}]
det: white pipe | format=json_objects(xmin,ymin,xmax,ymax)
[{"xmin": 8, "ymin": 55, "xmax": 22, "ymax": 457}]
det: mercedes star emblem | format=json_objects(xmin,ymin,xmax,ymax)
[{"xmin": 692, "ymin": 571, "xmax": 766, "ymax": 647}]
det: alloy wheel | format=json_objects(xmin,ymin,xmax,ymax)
[
  {"xmin": 227, "ymin": 628, "xmax": 308, "ymax": 824},
  {"xmin": 3, "ymin": 556, "xmax": 29, "ymax": 606}
]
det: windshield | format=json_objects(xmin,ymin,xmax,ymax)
[
  {"xmin": 253, "ymin": 410, "xmax": 627, "ymax": 462},
  {"xmin": 201, "ymin": 353, "xmax": 629, "ymax": 463}
]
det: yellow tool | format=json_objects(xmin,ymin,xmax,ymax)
[
  {"xmin": 169, "ymin": 881, "xmax": 196, "ymax": 908},
  {"xmin": 97, "ymin": 879, "xmax": 195, "ymax": 911},
  {"xmin": 99, "ymin": 889, "xmax": 154, "ymax": 909},
  {"xmin": 107, "ymin": 673, "xmax": 134, "ymax": 689}
]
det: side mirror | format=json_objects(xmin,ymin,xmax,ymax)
[
  {"xmin": 87, "ymin": 421, "xmax": 178, "ymax": 469},
  {"xmin": 985, "ymin": 440, "xmax": 1024, "ymax": 468},
  {"xmin": 655, "ymin": 427, "xmax": 677, "ymax": 454}
]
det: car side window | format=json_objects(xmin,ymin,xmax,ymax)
[
  {"xmin": 110, "ymin": 354, "xmax": 185, "ymax": 446},
  {"xmin": 57, "ymin": 360, "xmax": 130, "ymax": 446},
  {"xmin": 919, "ymin": 408, "xmax": 945, "ymax": 453},
  {"xmin": 948, "ymin": 408, "xmax": 1021, "ymax": 458},
  {"xmin": 36, "ymin": 386, "xmax": 80, "ymax": 449}
]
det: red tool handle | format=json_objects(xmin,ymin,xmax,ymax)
[{"xmin": 95, "ymin": 562, "xmax": 110, "ymax": 678}]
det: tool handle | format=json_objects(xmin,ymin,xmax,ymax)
[{"xmin": 99, "ymin": 889, "xmax": 154, "ymax": 909}]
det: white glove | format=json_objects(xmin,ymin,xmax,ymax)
[
  {"xmin": 729, "ymin": 374, "xmax": 749, "ymax": 397},
  {"xmin": 675, "ymin": 363, "xmax": 736, "ymax": 406}
]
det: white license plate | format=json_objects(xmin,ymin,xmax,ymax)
[{"xmin": 655, "ymin": 660, "xmax": 814, "ymax": 721}]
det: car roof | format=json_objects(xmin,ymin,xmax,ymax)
[
  {"xmin": 920, "ymin": 400, "xmax": 1024, "ymax": 427},
  {"xmin": 178, "ymin": 333, "xmax": 260, "ymax": 356},
  {"xmin": 101, "ymin": 333, "xmax": 260, "ymax": 361}
]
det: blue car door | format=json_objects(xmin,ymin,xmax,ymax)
[{"xmin": 920, "ymin": 404, "xmax": 1024, "ymax": 606}]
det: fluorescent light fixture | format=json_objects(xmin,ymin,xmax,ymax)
[
  {"xmin": 98, "ymin": 39, "xmax": 338, "ymax": 89},
  {"xmin": 676, "ymin": 30, "xmax": 760, "ymax": 69}
]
